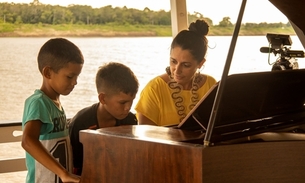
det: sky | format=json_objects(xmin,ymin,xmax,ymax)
[{"xmin": 0, "ymin": 0, "xmax": 289, "ymax": 24}]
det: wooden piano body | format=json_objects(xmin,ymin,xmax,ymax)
[
  {"xmin": 80, "ymin": 69, "xmax": 305, "ymax": 183},
  {"xmin": 80, "ymin": 125, "xmax": 305, "ymax": 183}
]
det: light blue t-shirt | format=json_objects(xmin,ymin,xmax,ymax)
[{"xmin": 22, "ymin": 89, "xmax": 73, "ymax": 183}]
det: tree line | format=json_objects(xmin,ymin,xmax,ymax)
[{"xmin": 0, "ymin": 0, "xmax": 290, "ymax": 29}]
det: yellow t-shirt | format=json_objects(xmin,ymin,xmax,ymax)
[{"xmin": 135, "ymin": 75, "xmax": 217, "ymax": 126}]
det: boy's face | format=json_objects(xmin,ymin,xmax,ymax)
[
  {"xmin": 102, "ymin": 92, "xmax": 135, "ymax": 120},
  {"xmin": 49, "ymin": 62, "xmax": 83, "ymax": 96}
]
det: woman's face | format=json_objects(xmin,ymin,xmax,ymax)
[{"xmin": 169, "ymin": 46, "xmax": 204, "ymax": 89}]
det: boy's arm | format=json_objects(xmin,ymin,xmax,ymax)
[{"xmin": 22, "ymin": 120, "xmax": 80, "ymax": 183}]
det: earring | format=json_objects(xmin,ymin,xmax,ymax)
[
  {"xmin": 166, "ymin": 66, "xmax": 171, "ymax": 75},
  {"xmin": 199, "ymin": 65, "xmax": 205, "ymax": 72},
  {"xmin": 166, "ymin": 66, "xmax": 173, "ymax": 79},
  {"xmin": 194, "ymin": 66, "xmax": 203, "ymax": 83}
]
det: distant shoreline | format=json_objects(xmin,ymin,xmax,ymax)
[
  {"xmin": 0, "ymin": 31, "xmax": 296, "ymax": 37},
  {"xmin": 0, "ymin": 31, "xmax": 159, "ymax": 37},
  {"xmin": 0, "ymin": 23, "xmax": 296, "ymax": 37}
]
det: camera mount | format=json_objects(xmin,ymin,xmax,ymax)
[{"xmin": 260, "ymin": 33, "xmax": 304, "ymax": 71}]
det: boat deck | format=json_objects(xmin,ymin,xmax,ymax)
[
  {"xmin": 0, "ymin": 142, "xmax": 26, "ymax": 182},
  {"xmin": 0, "ymin": 171, "xmax": 26, "ymax": 182}
]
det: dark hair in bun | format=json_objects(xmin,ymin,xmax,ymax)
[
  {"xmin": 171, "ymin": 19, "xmax": 209, "ymax": 63},
  {"xmin": 188, "ymin": 19, "xmax": 209, "ymax": 37}
]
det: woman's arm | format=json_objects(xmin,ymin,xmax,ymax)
[
  {"xmin": 137, "ymin": 113, "xmax": 157, "ymax": 126},
  {"xmin": 22, "ymin": 120, "xmax": 80, "ymax": 183}
]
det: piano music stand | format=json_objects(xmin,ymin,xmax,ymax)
[{"xmin": 178, "ymin": 69, "xmax": 305, "ymax": 143}]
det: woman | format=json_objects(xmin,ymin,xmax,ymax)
[{"xmin": 135, "ymin": 19, "xmax": 217, "ymax": 126}]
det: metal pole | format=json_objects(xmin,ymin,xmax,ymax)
[{"xmin": 203, "ymin": 0, "xmax": 247, "ymax": 147}]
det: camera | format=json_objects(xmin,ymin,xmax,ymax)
[
  {"xmin": 260, "ymin": 33, "xmax": 304, "ymax": 71},
  {"xmin": 267, "ymin": 33, "xmax": 292, "ymax": 49}
]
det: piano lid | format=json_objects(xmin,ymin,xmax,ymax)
[
  {"xmin": 269, "ymin": 0, "xmax": 305, "ymax": 48},
  {"xmin": 269, "ymin": 0, "xmax": 305, "ymax": 34},
  {"xmin": 178, "ymin": 69, "xmax": 305, "ymax": 143}
]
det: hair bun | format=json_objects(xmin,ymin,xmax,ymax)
[{"xmin": 188, "ymin": 19, "xmax": 209, "ymax": 37}]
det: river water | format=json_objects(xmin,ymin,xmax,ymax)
[{"xmin": 0, "ymin": 36, "xmax": 304, "ymax": 122}]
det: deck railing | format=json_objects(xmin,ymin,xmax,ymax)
[{"xmin": 0, "ymin": 122, "xmax": 26, "ymax": 173}]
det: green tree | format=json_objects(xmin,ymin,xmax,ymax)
[
  {"xmin": 15, "ymin": 15, "xmax": 23, "ymax": 24},
  {"xmin": 218, "ymin": 16, "xmax": 233, "ymax": 27}
]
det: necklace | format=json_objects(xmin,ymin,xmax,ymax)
[{"xmin": 167, "ymin": 73, "xmax": 202, "ymax": 122}]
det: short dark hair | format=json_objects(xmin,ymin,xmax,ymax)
[
  {"xmin": 37, "ymin": 38, "xmax": 84, "ymax": 73},
  {"xmin": 96, "ymin": 62, "xmax": 139, "ymax": 96}
]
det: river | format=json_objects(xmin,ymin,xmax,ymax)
[{"xmin": 0, "ymin": 36, "xmax": 304, "ymax": 122}]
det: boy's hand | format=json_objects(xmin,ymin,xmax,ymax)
[{"xmin": 61, "ymin": 171, "xmax": 81, "ymax": 183}]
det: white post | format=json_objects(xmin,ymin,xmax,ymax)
[{"xmin": 170, "ymin": 0, "xmax": 188, "ymax": 37}]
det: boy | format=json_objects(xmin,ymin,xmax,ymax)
[
  {"xmin": 69, "ymin": 62, "xmax": 139, "ymax": 176},
  {"xmin": 21, "ymin": 38, "xmax": 84, "ymax": 183}
]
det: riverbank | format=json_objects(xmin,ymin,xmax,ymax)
[
  {"xmin": 0, "ymin": 30, "xmax": 159, "ymax": 37},
  {"xmin": 0, "ymin": 23, "xmax": 170, "ymax": 37},
  {"xmin": 0, "ymin": 23, "xmax": 296, "ymax": 37}
]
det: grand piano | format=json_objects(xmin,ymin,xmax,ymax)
[{"xmin": 79, "ymin": 0, "xmax": 305, "ymax": 182}]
